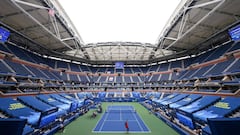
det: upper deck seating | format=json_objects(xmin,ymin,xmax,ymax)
[
  {"xmin": 0, "ymin": 60, "xmax": 13, "ymax": 74},
  {"xmin": 227, "ymin": 42, "xmax": 240, "ymax": 52},
  {"xmin": 159, "ymin": 73, "xmax": 169, "ymax": 81},
  {"xmin": 132, "ymin": 76, "xmax": 141, "ymax": 83},
  {"xmin": 59, "ymin": 72, "xmax": 68, "ymax": 81},
  {"xmin": 97, "ymin": 67, "xmax": 107, "ymax": 73},
  {"xmin": 0, "ymin": 98, "xmax": 41, "ymax": 127},
  {"xmin": 43, "ymin": 70, "xmax": 61, "ymax": 80},
  {"xmin": 205, "ymin": 59, "xmax": 235, "ymax": 77},
  {"xmin": 124, "ymin": 67, "xmax": 133, "ymax": 74},
  {"xmin": 225, "ymin": 58, "xmax": 240, "ymax": 74},
  {"xmin": 79, "ymin": 75, "xmax": 90, "ymax": 83},
  {"xmin": 170, "ymin": 60, "xmax": 182, "ymax": 69},
  {"xmin": 44, "ymin": 59, "xmax": 56, "ymax": 68},
  {"xmin": 203, "ymin": 42, "xmax": 232, "ymax": 62},
  {"xmin": 6, "ymin": 44, "xmax": 36, "ymax": 63},
  {"xmin": 115, "ymin": 69, "xmax": 123, "ymax": 73},
  {"xmin": 131, "ymin": 67, "xmax": 141, "ymax": 73},
  {"xmin": 116, "ymin": 76, "xmax": 123, "ymax": 83},
  {"xmin": 56, "ymin": 61, "xmax": 69, "ymax": 69},
  {"xmin": 170, "ymin": 72, "xmax": 178, "ymax": 80},
  {"xmin": 179, "ymin": 69, "xmax": 198, "ymax": 80},
  {"xmin": 150, "ymin": 74, "xmax": 160, "ymax": 82},
  {"xmin": 79, "ymin": 65, "xmax": 90, "ymax": 72},
  {"xmin": 105, "ymin": 67, "xmax": 113, "ymax": 74},
  {"xmin": 26, "ymin": 66, "xmax": 48, "ymax": 79},
  {"xmin": 69, "ymin": 63, "xmax": 81, "ymax": 72},
  {"xmin": 148, "ymin": 65, "xmax": 159, "ymax": 72},
  {"xmin": 192, "ymin": 49, "xmax": 215, "ymax": 64},
  {"xmin": 98, "ymin": 76, "xmax": 106, "ymax": 83},
  {"xmin": 124, "ymin": 76, "xmax": 132, "ymax": 83},
  {"xmin": 69, "ymin": 74, "xmax": 79, "ymax": 82},
  {"xmin": 192, "ymin": 65, "xmax": 213, "ymax": 78},
  {"xmin": 0, "ymin": 43, "xmax": 11, "ymax": 53},
  {"xmin": 158, "ymin": 63, "xmax": 169, "ymax": 72},
  {"xmin": 193, "ymin": 97, "xmax": 240, "ymax": 123},
  {"xmin": 4, "ymin": 60, "xmax": 33, "ymax": 77}
]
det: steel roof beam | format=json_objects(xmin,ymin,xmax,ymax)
[
  {"xmin": 198, "ymin": 7, "xmax": 240, "ymax": 19},
  {"xmin": 164, "ymin": 0, "xmax": 225, "ymax": 50},
  {"xmin": 11, "ymin": 0, "xmax": 74, "ymax": 50},
  {"xmin": 0, "ymin": 8, "xmax": 39, "ymax": 19},
  {"xmin": 82, "ymin": 43, "xmax": 156, "ymax": 49}
]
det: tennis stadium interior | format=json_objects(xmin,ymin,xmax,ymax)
[{"xmin": 0, "ymin": 0, "xmax": 240, "ymax": 135}]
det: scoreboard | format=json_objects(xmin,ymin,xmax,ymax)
[
  {"xmin": 229, "ymin": 24, "xmax": 240, "ymax": 41},
  {"xmin": 0, "ymin": 27, "xmax": 10, "ymax": 43},
  {"xmin": 115, "ymin": 62, "xmax": 124, "ymax": 69}
]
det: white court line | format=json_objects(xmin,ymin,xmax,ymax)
[
  {"xmin": 105, "ymin": 120, "xmax": 137, "ymax": 122},
  {"xmin": 99, "ymin": 111, "xmax": 110, "ymax": 131},
  {"xmin": 94, "ymin": 105, "xmax": 151, "ymax": 133},
  {"xmin": 92, "ymin": 130, "xmax": 151, "ymax": 133},
  {"xmin": 92, "ymin": 112, "xmax": 107, "ymax": 132},
  {"xmin": 134, "ymin": 110, "xmax": 151, "ymax": 132},
  {"xmin": 132, "ymin": 112, "xmax": 144, "ymax": 131},
  {"xmin": 120, "ymin": 107, "xmax": 122, "ymax": 121}
]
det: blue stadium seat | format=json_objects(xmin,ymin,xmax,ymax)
[
  {"xmin": 17, "ymin": 96, "xmax": 58, "ymax": 128},
  {"xmin": 59, "ymin": 93, "xmax": 84, "ymax": 107},
  {"xmin": 154, "ymin": 93, "xmax": 179, "ymax": 105},
  {"xmin": 177, "ymin": 95, "xmax": 221, "ymax": 115},
  {"xmin": 160, "ymin": 94, "xmax": 189, "ymax": 106},
  {"xmin": 0, "ymin": 98, "xmax": 41, "ymax": 127},
  {"xmin": 0, "ymin": 60, "xmax": 13, "ymax": 74},
  {"xmin": 50, "ymin": 94, "xmax": 78, "ymax": 112},
  {"xmin": 79, "ymin": 75, "xmax": 90, "ymax": 83},
  {"xmin": 26, "ymin": 66, "xmax": 49, "ymax": 79},
  {"xmin": 169, "ymin": 94, "xmax": 202, "ymax": 109},
  {"xmin": 205, "ymin": 59, "xmax": 235, "ymax": 77},
  {"xmin": 227, "ymin": 42, "xmax": 240, "ymax": 52},
  {"xmin": 170, "ymin": 60, "xmax": 182, "ymax": 69},
  {"xmin": 69, "ymin": 74, "xmax": 79, "ymax": 82},
  {"xmin": 0, "ymin": 118, "xmax": 34, "ymax": 135},
  {"xmin": 36, "ymin": 95, "xmax": 70, "ymax": 115},
  {"xmin": 56, "ymin": 61, "xmax": 69, "ymax": 69},
  {"xmin": 225, "ymin": 58, "xmax": 240, "ymax": 73},
  {"xmin": 69, "ymin": 63, "xmax": 81, "ymax": 72},
  {"xmin": 4, "ymin": 60, "xmax": 33, "ymax": 76},
  {"xmin": 0, "ymin": 43, "xmax": 11, "ymax": 53},
  {"xmin": 193, "ymin": 97, "xmax": 240, "ymax": 123}
]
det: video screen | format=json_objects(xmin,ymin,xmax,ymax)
[
  {"xmin": 115, "ymin": 62, "xmax": 124, "ymax": 69},
  {"xmin": 0, "ymin": 27, "xmax": 10, "ymax": 43},
  {"xmin": 229, "ymin": 24, "xmax": 240, "ymax": 41}
]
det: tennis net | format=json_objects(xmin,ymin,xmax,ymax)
[{"xmin": 106, "ymin": 109, "xmax": 136, "ymax": 113}]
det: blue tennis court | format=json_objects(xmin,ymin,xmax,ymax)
[{"xmin": 93, "ymin": 105, "xmax": 150, "ymax": 133}]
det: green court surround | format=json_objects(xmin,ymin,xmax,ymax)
[{"xmin": 55, "ymin": 102, "xmax": 179, "ymax": 135}]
